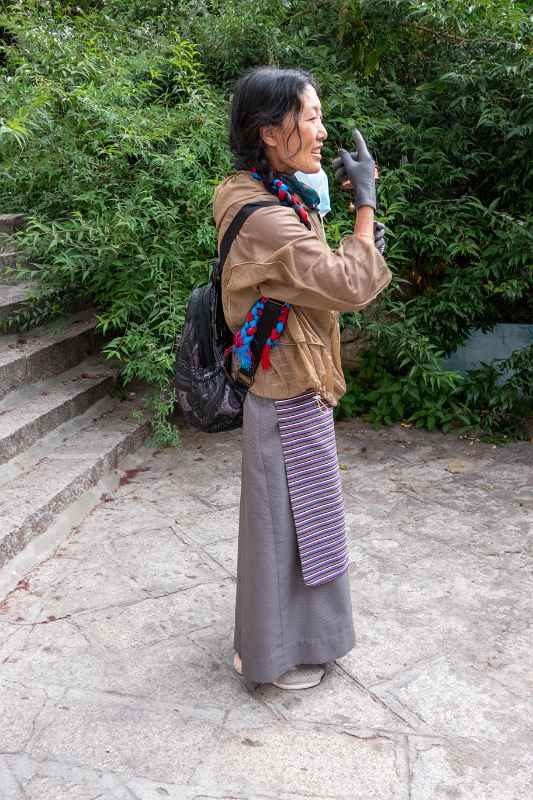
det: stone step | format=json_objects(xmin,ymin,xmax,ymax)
[
  {"xmin": 0, "ymin": 235, "xmax": 18, "ymax": 272},
  {"xmin": 0, "ymin": 251, "xmax": 17, "ymax": 270},
  {"xmin": 0, "ymin": 283, "xmax": 32, "ymax": 324},
  {"xmin": 0, "ymin": 355, "xmax": 117, "ymax": 464},
  {"xmin": 0, "ymin": 311, "xmax": 99, "ymax": 400},
  {"xmin": 0, "ymin": 394, "xmax": 150, "ymax": 570},
  {"xmin": 0, "ymin": 214, "xmax": 26, "ymax": 234}
]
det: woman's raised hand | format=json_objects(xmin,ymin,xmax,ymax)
[{"xmin": 332, "ymin": 129, "xmax": 377, "ymax": 210}]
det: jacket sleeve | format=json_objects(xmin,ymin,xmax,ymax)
[{"xmin": 226, "ymin": 204, "xmax": 392, "ymax": 312}]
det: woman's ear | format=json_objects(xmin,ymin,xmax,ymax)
[{"xmin": 260, "ymin": 125, "xmax": 277, "ymax": 148}]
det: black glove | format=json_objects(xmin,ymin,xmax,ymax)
[
  {"xmin": 332, "ymin": 129, "xmax": 376, "ymax": 210},
  {"xmin": 374, "ymin": 221, "xmax": 386, "ymax": 255}
]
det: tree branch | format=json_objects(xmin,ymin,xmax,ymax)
[{"xmin": 409, "ymin": 22, "xmax": 523, "ymax": 51}]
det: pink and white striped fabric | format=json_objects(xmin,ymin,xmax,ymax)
[{"xmin": 274, "ymin": 391, "xmax": 349, "ymax": 587}]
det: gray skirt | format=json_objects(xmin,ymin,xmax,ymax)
[{"xmin": 234, "ymin": 391, "xmax": 355, "ymax": 684}]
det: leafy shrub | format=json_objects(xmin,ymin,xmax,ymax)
[
  {"xmin": 0, "ymin": 0, "xmax": 531, "ymax": 441},
  {"xmin": 0, "ymin": 3, "xmax": 234, "ymax": 442}
]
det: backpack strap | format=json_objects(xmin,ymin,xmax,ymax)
[
  {"xmin": 214, "ymin": 201, "xmax": 278, "ymax": 282},
  {"xmin": 215, "ymin": 201, "xmax": 289, "ymax": 390},
  {"xmin": 247, "ymin": 298, "xmax": 286, "ymax": 376}
]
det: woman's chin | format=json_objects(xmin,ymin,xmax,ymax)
[
  {"xmin": 302, "ymin": 162, "xmax": 322, "ymax": 174},
  {"xmin": 283, "ymin": 158, "xmax": 321, "ymax": 175}
]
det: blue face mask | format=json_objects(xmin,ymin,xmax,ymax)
[{"xmin": 294, "ymin": 169, "xmax": 331, "ymax": 218}]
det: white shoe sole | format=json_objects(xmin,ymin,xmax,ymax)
[
  {"xmin": 272, "ymin": 667, "xmax": 325, "ymax": 690},
  {"xmin": 234, "ymin": 654, "xmax": 325, "ymax": 689},
  {"xmin": 271, "ymin": 677, "xmax": 323, "ymax": 690}
]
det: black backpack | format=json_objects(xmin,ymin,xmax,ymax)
[{"xmin": 175, "ymin": 201, "xmax": 284, "ymax": 433}]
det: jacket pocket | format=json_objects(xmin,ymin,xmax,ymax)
[{"xmin": 285, "ymin": 308, "xmax": 326, "ymax": 347}]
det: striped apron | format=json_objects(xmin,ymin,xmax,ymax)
[{"xmin": 274, "ymin": 391, "xmax": 349, "ymax": 587}]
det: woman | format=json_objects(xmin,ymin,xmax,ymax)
[{"xmin": 213, "ymin": 66, "xmax": 391, "ymax": 690}]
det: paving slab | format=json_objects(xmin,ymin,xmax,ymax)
[
  {"xmin": 27, "ymin": 688, "xmax": 223, "ymax": 785},
  {"xmin": 188, "ymin": 722, "xmax": 406, "ymax": 799},
  {"xmin": 0, "ymin": 420, "xmax": 531, "ymax": 798},
  {"xmin": 0, "ymin": 754, "xmax": 131, "ymax": 800},
  {"xmin": 375, "ymin": 655, "xmax": 533, "ymax": 743},
  {"xmin": 0, "ymin": 680, "xmax": 50, "ymax": 754},
  {"xmin": 408, "ymin": 735, "xmax": 533, "ymax": 800},
  {"xmin": 256, "ymin": 665, "xmax": 411, "ymax": 733}
]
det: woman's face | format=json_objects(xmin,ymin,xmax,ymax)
[{"xmin": 261, "ymin": 84, "xmax": 327, "ymax": 175}]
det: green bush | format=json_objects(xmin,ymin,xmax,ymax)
[
  {"xmin": 0, "ymin": 4, "xmax": 233, "ymax": 443},
  {"xmin": 1, "ymin": 0, "xmax": 531, "ymax": 442}
]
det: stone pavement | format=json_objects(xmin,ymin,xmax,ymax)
[{"xmin": 0, "ymin": 418, "xmax": 532, "ymax": 799}]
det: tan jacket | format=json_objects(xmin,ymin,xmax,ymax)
[{"xmin": 213, "ymin": 172, "xmax": 392, "ymax": 406}]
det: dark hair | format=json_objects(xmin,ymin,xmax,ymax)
[{"xmin": 229, "ymin": 66, "xmax": 317, "ymax": 182}]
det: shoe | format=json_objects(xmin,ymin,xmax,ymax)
[{"xmin": 272, "ymin": 664, "xmax": 325, "ymax": 690}]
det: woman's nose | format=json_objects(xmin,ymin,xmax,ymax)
[{"xmin": 318, "ymin": 121, "xmax": 327, "ymax": 140}]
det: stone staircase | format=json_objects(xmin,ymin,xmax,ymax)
[
  {"xmin": 0, "ymin": 213, "xmax": 32, "ymax": 325},
  {"xmin": 0, "ymin": 213, "xmax": 23, "ymax": 271},
  {"xmin": 0, "ymin": 214, "xmax": 151, "ymax": 571}
]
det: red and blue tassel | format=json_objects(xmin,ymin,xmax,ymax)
[
  {"xmin": 232, "ymin": 296, "xmax": 290, "ymax": 373},
  {"xmin": 251, "ymin": 170, "xmax": 312, "ymax": 230}
]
